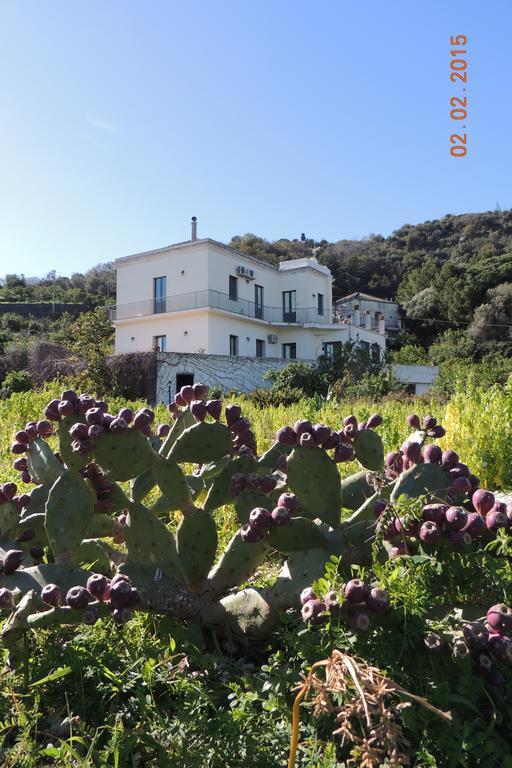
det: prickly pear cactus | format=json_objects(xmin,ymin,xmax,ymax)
[{"xmin": 0, "ymin": 390, "xmax": 504, "ymax": 656}]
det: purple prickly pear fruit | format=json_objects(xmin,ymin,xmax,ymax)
[
  {"xmin": 451, "ymin": 462, "xmax": 470, "ymax": 479},
  {"xmin": 44, "ymin": 398, "xmax": 61, "ymax": 421},
  {"xmin": 389, "ymin": 542, "xmax": 406, "ymax": 558},
  {"xmin": 366, "ymin": 587, "xmax": 390, "ymax": 613},
  {"xmin": 156, "ymin": 423, "xmax": 171, "ymax": 438},
  {"xmin": 423, "ymin": 415, "xmax": 436, "ymax": 430},
  {"xmin": 41, "ymin": 583, "xmax": 61, "ymax": 607},
  {"xmin": 462, "ymin": 621, "xmax": 489, "ymax": 650},
  {"xmin": 108, "ymin": 579, "xmax": 136, "ymax": 608},
  {"xmin": 342, "ymin": 423, "xmax": 357, "ymax": 441},
  {"xmin": 441, "ymin": 449, "xmax": 459, "ymax": 468},
  {"xmin": 14, "ymin": 430, "xmax": 29, "ymax": 445},
  {"xmin": 385, "ymin": 451, "xmax": 403, "ymax": 471},
  {"xmin": 112, "ymin": 607, "xmax": 132, "ymax": 625},
  {"xmin": 407, "ymin": 414, "xmax": 421, "ymax": 429},
  {"xmin": 486, "ymin": 604, "xmax": 512, "ymax": 634},
  {"xmin": 0, "ymin": 587, "xmax": 14, "ymax": 610},
  {"xmin": 427, "ymin": 425, "xmax": 446, "ymax": 439},
  {"xmin": 485, "ymin": 506, "xmax": 508, "ymax": 532},
  {"xmin": 190, "ymin": 400, "xmax": 207, "ymax": 422},
  {"xmin": 88, "ymin": 424, "xmax": 105, "ymax": 439},
  {"xmin": 110, "ymin": 573, "xmax": 130, "ymax": 587},
  {"xmin": 301, "ymin": 599, "xmax": 327, "ymax": 625},
  {"xmin": 117, "ymin": 407, "xmax": 134, "ymax": 424},
  {"xmin": 13, "ymin": 457, "xmax": 28, "ymax": 471},
  {"xmin": 21, "ymin": 470, "xmax": 32, "ymax": 484},
  {"xmin": 424, "ymin": 632, "xmax": 445, "ymax": 651},
  {"xmin": 471, "ymin": 489, "xmax": 495, "ymax": 516},
  {"xmin": 109, "ymin": 417, "xmax": 128, "ymax": 434},
  {"xmin": 278, "ymin": 493, "xmax": 299, "ymax": 512},
  {"xmin": 16, "ymin": 494, "xmax": 31, "ymax": 508},
  {"xmin": 451, "ymin": 476, "xmax": 472, "ymax": 495},
  {"xmin": 83, "ymin": 606, "xmax": 99, "ymax": 625},
  {"xmin": 238, "ymin": 445, "xmax": 255, "ymax": 457},
  {"xmin": 271, "ymin": 506, "xmax": 291, "ymax": 526},
  {"xmin": 469, "ymin": 474, "xmax": 480, "ymax": 490},
  {"xmin": 348, "ymin": 608, "xmax": 371, "ymax": 632},
  {"xmin": 24, "ymin": 424, "xmax": 38, "ymax": 442},
  {"xmin": 245, "ymin": 473, "xmax": 262, "ymax": 490},
  {"xmin": 11, "ymin": 442, "xmax": 27, "ymax": 455},
  {"xmin": 167, "ymin": 401, "xmax": 178, "ymax": 417},
  {"xmin": 58, "ymin": 400, "xmax": 75, "ymax": 417},
  {"xmin": 324, "ymin": 590, "xmax": 341, "ymax": 614},
  {"xmin": 276, "ymin": 426, "xmax": 297, "ymax": 446},
  {"xmin": 225, "ymin": 404, "xmax": 242, "ymax": 427},
  {"xmin": 174, "ymin": 392, "xmax": 186, "ymax": 408},
  {"xmin": 86, "ymin": 573, "xmax": 110, "ymax": 602},
  {"xmin": 1, "ymin": 483, "xmax": 17, "ymax": 502},
  {"xmin": 193, "ymin": 382, "xmax": 207, "ymax": 400},
  {"xmin": 403, "ymin": 441, "xmax": 422, "ymax": 465},
  {"xmin": 294, "ymin": 419, "xmax": 312, "ymax": 437},
  {"xmin": 343, "ymin": 415, "xmax": 358, "ymax": 428},
  {"xmin": 453, "ymin": 638, "xmax": 470, "ymax": 659},
  {"xmin": 230, "ymin": 417, "xmax": 251, "ymax": 436},
  {"xmin": 249, "ymin": 507, "xmax": 272, "ymax": 528},
  {"xmin": 180, "ymin": 385, "xmax": 194, "ymax": 405},
  {"xmin": 449, "ymin": 530, "xmax": 472, "ymax": 550},
  {"xmin": 29, "ymin": 545, "xmax": 45, "ymax": 562},
  {"xmin": 444, "ymin": 506, "xmax": 467, "ymax": 531},
  {"xmin": 229, "ymin": 473, "xmax": 246, "ymax": 497},
  {"xmin": 313, "ymin": 423, "xmax": 332, "ymax": 445},
  {"xmin": 334, "ymin": 442, "xmax": 355, "ymax": 463},
  {"xmin": 78, "ymin": 395, "xmax": 96, "ymax": 415},
  {"xmin": 463, "ymin": 513, "xmax": 486, "ymax": 538},
  {"xmin": 358, "ymin": 422, "xmax": 367, "ymax": 431},
  {"xmin": 323, "ymin": 432, "xmax": 339, "ymax": 450},
  {"xmin": 125, "ymin": 587, "xmax": 140, "ymax": 608},
  {"xmin": 487, "ymin": 633, "xmax": 512, "ymax": 662},
  {"xmin": 299, "ymin": 432, "xmax": 315, "ymax": 448},
  {"xmin": 275, "ymin": 453, "xmax": 287, "ymax": 471},
  {"xmin": 61, "ymin": 389, "xmax": 78, "ymax": 406},
  {"xmin": 423, "ymin": 444, "xmax": 442, "ymax": 464},
  {"xmin": 422, "ymin": 504, "xmax": 447, "ymax": 525},
  {"xmin": 85, "ymin": 407, "xmax": 104, "ymax": 426},
  {"xmin": 419, "ymin": 520, "xmax": 441, "ymax": 544},
  {"xmin": 344, "ymin": 579, "xmax": 368, "ymax": 604},
  {"xmin": 240, "ymin": 523, "xmax": 266, "ymax": 543},
  {"xmin": 66, "ymin": 586, "xmax": 91, "ymax": 609},
  {"xmin": 16, "ymin": 528, "xmax": 35, "ymax": 543},
  {"xmin": 373, "ymin": 499, "xmax": 387, "ymax": 518},
  {"xmin": 259, "ymin": 475, "xmax": 277, "ymax": 493},
  {"xmin": 300, "ymin": 587, "xmax": 317, "ymax": 605},
  {"xmin": 69, "ymin": 423, "xmax": 89, "ymax": 441},
  {"xmin": 36, "ymin": 420, "xmax": 53, "ymax": 437},
  {"xmin": 131, "ymin": 411, "xmax": 151, "ymax": 431},
  {"xmin": 2, "ymin": 549, "xmax": 23, "ymax": 575},
  {"xmin": 206, "ymin": 399, "xmax": 222, "ymax": 421},
  {"xmin": 366, "ymin": 413, "xmax": 382, "ymax": 429},
  {"xmin": 507, "ymin": 502, "xmax": 512, "ymax": 525},
  {"xmin": 394, "ymin": 517, "xmax": 419, "ymax": 537}
]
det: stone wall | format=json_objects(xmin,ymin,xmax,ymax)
[
  {"xmin": 0, "ymin": 302, "xmax": 92, "ymax": 317},
  {"xmin": 156, "ymin": 352, "xmax": 312, "ymax": 404}
]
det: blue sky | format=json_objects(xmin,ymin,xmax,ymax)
[{"xmin": 0, "ymin": 0, "xmax": 510, "ymax": 276}]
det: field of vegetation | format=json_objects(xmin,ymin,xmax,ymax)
[{"xmin": 0, "ymin": 381, "xmax": 511, "ymax": 767}]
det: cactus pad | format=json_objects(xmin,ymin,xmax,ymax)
[
  {"xmin": 208, "ymin": 531, "xmax": 270, "ymax": 597},
  {"xmin": 26, "ymin": 438, "xmax": 64, "ymax": 486},
  {"xmin": 93, "ymin": 429, "xmax": 156, "ymax": 481},
  {"xmin": 391, "ymin": 462, "xmax": 449, "ymax": 505},
  {"xmin": 204, "ymin": 455, "xmax": 259, "ymax": 512},
  {"xmin": 45, "ymin": 471, "xmax": 95, "ymax": 562},
  {"xmin": 152, "ymin": 454, "xmax": 192, "ymax": 510},
  {"xmin": 169, "ymin": 421, "xmax": 233, "ymax": 464},
  {"xmin": 286, "ymin": 445, "xmax": 341, "ymax": 527},
  {"xmin": 353, "ymin": 428, "xmax": 384, "ymax": 472},
  {"xmin": 340, "ymin": 470, "xmax": 375, "ymax": 512},
  {"xmin": 124, "ymin": 503, "xmax": 182, "ymax": 578},
  {"xmin": 176, "ymin": 508, "xmax": 218, "ymax": 590},
  {"xmin": 267, "ymin": 516, "xmax": 327, "ymax": 553}
]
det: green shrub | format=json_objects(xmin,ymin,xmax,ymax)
[
  {"xmin": 0, "ymin": 369, "xmax": 32, "ymax": 398},
  {"xmin": 245, "ymin": 386, "xmax": 305, "ymax": 408}
]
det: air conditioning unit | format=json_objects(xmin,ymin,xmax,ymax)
[
  {"xmin": 236, "ymin": 265, "xmax": 245, "ymax": 276},
  {"xmin": 235, "ymin": 265, "xmax": 255, "ymax": 280},
  {"xmin": 267, "ymin": 334, "xmax": 278, "ymax": 344},
  {"xmin": 248, "ymin": 269, "xmax": 255, "ymax": 279}
]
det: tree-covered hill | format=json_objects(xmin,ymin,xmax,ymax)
[{"xmin": 0, "ymin": 262, "xmax": 116, "ymax": 305}]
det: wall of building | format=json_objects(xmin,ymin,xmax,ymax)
[
  {"xmin": 114, "ymin": 310, "xmax": 210, "ymax": 354},
  {"xmin": 155, "ymin": 351, "xmax": 314, "ymax": 403},
  {"xmin": 392, "ymin": 364, "xmax": 439, "ymax": 395},
  {"xmin": 337, "ymin": 295, "xmax": 401, "ymax": 330}
]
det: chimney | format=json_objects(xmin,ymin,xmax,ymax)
[
  {"xmin": 353, "ymin": 304, "xmax": 360, "ymax": 326},
  {"xmin": 365, "ymin": 310, "xmax": 372, "ymax": 330},
  {"xmin": 191, "ymin": 216, "xmax": 197, "ymax": 241},
  {"xmin": 378, "ymin": 313, "xmax": 386, "ymax": 334}
]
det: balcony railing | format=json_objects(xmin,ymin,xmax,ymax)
[{"xmin": 107, "ymin": 289, "xmax": 331, "ymax": 325}]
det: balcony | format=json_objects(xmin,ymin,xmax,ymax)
[{"xmin": 107, "ymin": 289, "xmax": 331, "ymax": 325}]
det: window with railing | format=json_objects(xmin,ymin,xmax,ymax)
[
  {"xmin": 282, "ymin": 290, "xmax": 296, "ymax": 322},
  {"xmin": 229, "ymin": 276, "xmax": 238, "ymax": 301},
  {"xmin": 153, "ymin": 276, "xmax": 167, "ymax": 314}
]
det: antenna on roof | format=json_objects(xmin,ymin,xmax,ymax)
[{"xmin": 191, "ymin": 216, "xmax": 197, "ymax": 241}]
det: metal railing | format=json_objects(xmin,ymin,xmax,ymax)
[{"xmin": 107, "ymin": 288, "xmax": 331, "ymax": 325}]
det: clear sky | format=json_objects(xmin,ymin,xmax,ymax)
[{"xmin": 0, "ymin": 0, "xmax": 511, "ymax": 276}]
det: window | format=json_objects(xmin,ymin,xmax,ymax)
[
  {"xmin": 323, "ymin": 341, "xmax": 342, "ymax": 357},
  {"xmin": 153, "ymin": 276, "xmax": 166, "ymax": 314},
  {"xmin": 255, "ymin": 284, "xmax": 264, "ymax": 319},
  {"xmin": 229, "ymin": 335, "xmax": 239, "ymax": 356},
  {"xmin": 229, "ymin": 275, "xmax": 238, "ymax": 301},
  {"xmin": 153, "ymin": 335, "xmax": 167, "ymax": 352},
  {"xmin": 282, "ymin": 343, "xmax": 296, "ymax": 360},
  {"xmin": 371, "ymin": 343, "xmax": 381, "ymax": 362},
  {"xmin": 282, "ymin": 290, "xmax": 296, "ymax": 322},
  {"xmin": 256, "ymin": 339, "xmax": 265, "ymax": 358},
  {"xmin": 318, "ymin": 293, "xmax": 324, "ymax": 316}
]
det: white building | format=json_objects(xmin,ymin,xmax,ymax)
[
  {"xmin": 111, "ymin": 219, "xmax": 387, "ymax": 366},
  {"xmin": 335, "ymin": 292, "xmax": 402, "ymax": 335}
]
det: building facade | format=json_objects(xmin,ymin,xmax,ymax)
[
  {"xmin": 111, "ymin": 221, "xmax": 387, "ymax": 364},
  {"xmin": 335, "ymin": 292, "xmax": 402, "ymax": 334}
]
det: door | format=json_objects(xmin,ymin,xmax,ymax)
[
  {"xmin": 282, "ymin": 290, "xmax": 296, "ymax": 322},
  {"xmin": 255, "ymin": 284, "xmax": 264, "ymax": 319}
]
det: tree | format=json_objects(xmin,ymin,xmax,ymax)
[
  {"xmin": 69, "ymin": 308, "xmax": 115, "ymax": 394},
  {"xmin": 468, "ymin": 283, "xmax": 512, "ymax": 342}
]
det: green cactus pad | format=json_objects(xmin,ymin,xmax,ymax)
[
  {"xmin": 45, "ymin": 470, "xmax": 95, "ymax": 562},
  {"xmin": 1, "ymin": 562, "xmax": 90, "ymax": 595},
  {"xmin": 286, "ymin": 445, "xmax": 341, "ymax": 527},
  {"xmin": 234, "ymin": 491, "xmax": 272, "ymax": 526},
  {"xmin": 0, "ymin": 502, "xmax": 19, "ymax": 537},
  {"xmin": 264, "ymin": 548, "xmax": 329, "ymax": 610},
  {"xmin": 77, "ymin": 538, "xmax": 123, "ymax": 574},
  {"xmin": 353, "ymin": 428, "xmax": 384, "ymax": 472},
  {"xmin": 124, "ymin": 502, "xmax": 183, "ymax": 579},
  {"xmin": 258, "ymin": 441, "xmax": 293, "ymax": 470},
  {"xmin": 93, "ymin": 429, "xmax": 156, "ymax": 481},
  {"xmin": 57, "ymin": 417, "xmax": 89, "ymax": 472},
  {"xmin": 131, "ymin": 468, "xmax": 156, "ymax": 503},
  {"xmin": 22, "ymin": 484, "xmax": 49, "ymax": 517},
  {"xmin": 26, "ymin": 437, "xmax": 64, "ymax": 486},
  {"xmin": 267, "ymin": 517, "xmax": 327, "ymax": 553},
  {"xmin": 176, "ymin": 508, "xmax": 218, "ymax": 590},
  {"xmin": 391, "ymin": 462, "xmax": 449, "ymax": 505},
  {"xmin": 87, "ymin": 513, "xmax": 122, "ymax": 539},
  {"xmin": 0, "ymin": 535, "xmax": 33, "ymax": 568},
  {"xmin": 99, "ymin": 481, "xmax": 130, "ymax": 513},
  {"xmin": 15, "ymin": 513, "xmax": 47, "ymax": 549},
  {"xmin": 204, "ymin": 455, "xmax": 259, "ymax": 512},
  {"xmin": 159, "ymin": 409, "xmax": 196, "ymax": 457},
  {"xmin": 208, "ymin": 531, "xmax": 270, "ymax": 598},
  {"xmin": 196, "ymin": 455, "xmax": 233, "ymax": 480},
  {"xmin": 186, "ymin": 474, "xmax": 204, "ymax": 499},
  {"xmin": 340, "ymin": 470, "xmax": 375, "ymax": 512},
  {"xmin": 169, "ymin": 421, "xmax": 233, "ymax": 464},
  {"xmin": 152, "ymin": 454, "xmax": 192, "ymax": 510}
]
